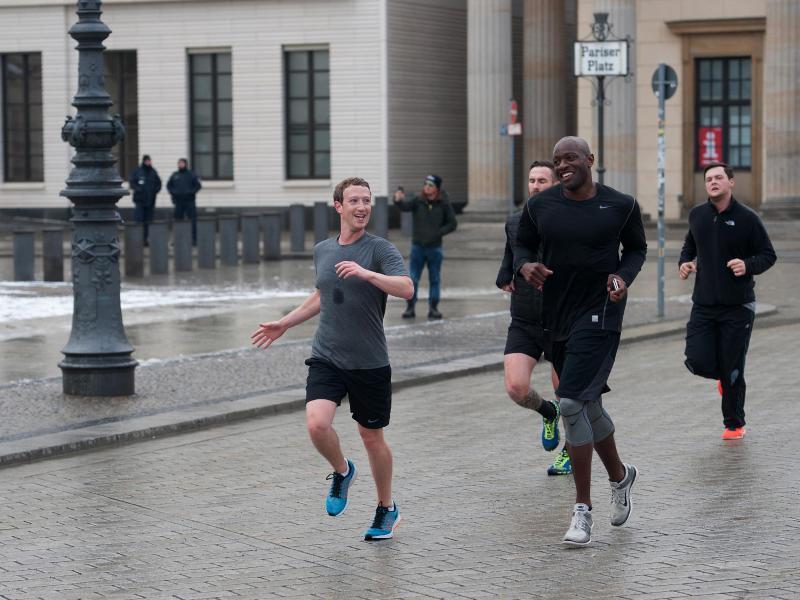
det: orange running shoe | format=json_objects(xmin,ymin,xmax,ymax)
[
  {"xmin": 722, "ymin": 427, "xmax": 746, "ymax": 440},
  {"xmin": 717, "ymin": 380, "xmax": 723, "ymax": 396}
]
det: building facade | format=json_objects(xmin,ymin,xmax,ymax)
[
  {"xmin": 1, "ymin": 0, "xmax": 798, "ymax": 219},
  {"xmin": 0, "ymin": 0, "xmax": 467, "ymax": 215}
]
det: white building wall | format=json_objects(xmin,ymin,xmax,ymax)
[{"xmin": 0, "ymin": 0, "xmax": 385, "ymax": 210}]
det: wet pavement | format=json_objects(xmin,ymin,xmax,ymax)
[{"xmin": 0, "ymin": 322, "xmax": 798, "ymax": 599}]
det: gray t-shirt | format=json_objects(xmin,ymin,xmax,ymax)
[{"xmin": 311, "ymin": 232, "xmax": 408, "ymax": 369}]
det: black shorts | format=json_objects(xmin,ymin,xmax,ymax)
[
  {"xmin": 305, "ymin": 358, "xmax": 392, "ymax": 429},
  {"xmin": 504, "ymin": 318, "xmax": 551, "ymax": 361},
  {"xmin": 551, "ymin": 329, "xmax": 619, "ymax": 401}
]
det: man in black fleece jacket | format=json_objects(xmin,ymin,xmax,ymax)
[
  {"xmin": 679, "ymin": 162, "xmax": 776, "ymax": 440},
  {"xmin": 496, "ymin": 160, "xmax": 569, "ymax": 476},
  {"xmin": 393, "ymin": 174, "xmax": 457, "ymax": 319}
]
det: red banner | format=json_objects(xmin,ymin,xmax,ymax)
[{"xmin": 698, "ymin": 127, "xmax": 723, "ymax": 167}]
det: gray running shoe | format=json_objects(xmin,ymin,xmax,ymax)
[
  {"xmin": 562, "ymin": 505, "xmax": 593, "ymax": 547},
  {"xmin": 610, "ymin": 463, "xmax": 638, "ymax": 526}
]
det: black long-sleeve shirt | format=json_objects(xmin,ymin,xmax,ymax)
[
  {"xmin": 515, "ymin": 184, "xmax": 647, "ymax": 340},
  {"xmin": 496, "ymin": 210, "xmax": 542, "ymax": 324},
  {"xmin": 679, "ymin": 198, "xmax": 776, "ymax": 306}
]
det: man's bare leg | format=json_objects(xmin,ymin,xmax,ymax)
[
  {"xmin": 504, "ymin": 353, "xmax": 538, "ymax": 407},
  {"xmin": 594, "ymin": 433, "xmax": 626, "ymax": 483},
  {"xmin": 306, "ymin": 399, "xmax": 347, "ymax": 473},
  {"xmin": 569, "ymin": 441, "xmax": 594, "ymax": 506},
  {"xmin": 358, "ymin": 425, "xmax": 393, "ymax": 507}
]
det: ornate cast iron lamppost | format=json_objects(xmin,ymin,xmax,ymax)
[{"xmin": 59, "ymin": 0, "xmax": 137, "ymax": 396}]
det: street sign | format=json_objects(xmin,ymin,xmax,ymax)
[
  {"xmin": 651, "ymin": 64, "xmax": 678, "ymax": 100},
  {"xmin": 507, "ymin": 122, "xmax": 522, "ymax": 136},
  {"xmin": 573, "ymin": 41, "xmax": 628, "ymax": 76}
]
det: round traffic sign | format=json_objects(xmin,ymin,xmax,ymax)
[{"xmin": 651, "ymin": 64, "xmax": 678, "ymax": 100}]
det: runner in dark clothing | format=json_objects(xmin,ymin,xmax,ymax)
[
  {"xmin": 496, "ymin": 160, "xmax": 568, "ymax": 475},
  {"xmin": 679, "ymin": 162, "xmax": 776, "ymax": 440},
  {"xmin": 515, "ymin": 136, "xmax": 647, "ymax": 547}
]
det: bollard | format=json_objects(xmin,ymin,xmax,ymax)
[
  {"xmin": 241, "ymin": 214, "xmax": 260, "ymax": 264},
  {"xmin": 13, "ymin": 231, "xmax": 35, "ymax": 281},
  {"xmin": 173, "ymin": 220, "xmax": 193, "ymax": 272},
  {"xmin": 219, "ymin": 215, "xmax": 239, "ymax": 266},
  {"xmin": 371, "ymin": 195, "xmax": 389, "ymax": 239},
  {"xmin": 289, "ymin": 203, "xmax": 305, "ymax": 252},
  {"xmin": 42, "ymin": 229, "xmax": 65, "ymax": 282},
  {"xmin": 197, "ymin": 217, "xmax": 216, "ymax": 269},
  {"xmin": 149, "ymin": 221, "xmax": 169, "ymax": 275},
  {"xmin": 401, "ymin": 212, "xmax": 413, "ymax": 238},
  {"xmin": 313, "ymin": 201, "xmax": 329, "ymax": 244},
  {"xmin": 261, "ymin": 212, "xmax": 282, "ymax": 260},
  {"xmin": 124, "ymin": 223, "xmax": 144, "ymax": 278}
]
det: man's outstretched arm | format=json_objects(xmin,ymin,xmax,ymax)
[{"xmin": 251, "ymin": 289, "xmax": 321, "ymax": 349}]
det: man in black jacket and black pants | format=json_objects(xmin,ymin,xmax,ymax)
[
  {"xmin": 167, "ymin": 158, "xmax": 203, "ymax": 244},
  {"xmin": 129, "ymin": 154, "xmax": 162, "ymax": 244},
  {"xmin": 679, "ymin": 162, "xmax": 776, "ymax": 440}
]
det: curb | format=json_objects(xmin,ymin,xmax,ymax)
[{"xmin": 0, "ymin": 304, "xmax": 783, "ymax": 469}]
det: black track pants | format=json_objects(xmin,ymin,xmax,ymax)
[{"xmin": 684, "ymin": 304, "xmax": 754, "ymax": 429}]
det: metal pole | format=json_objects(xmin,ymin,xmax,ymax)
[
  {"xmin": 59, "ymin": 0, "xmax": 136, "ymax": 396},
  {"xmin": 657, "ymin": 63, "xmax": 667, "ymax": 319},
  {"xmin": 508, "ymin": 134, "xmax": 515, "ymax": 214},
  {"xmin": 596, "ymin": 75, "xmax": 606, "ymax": 185}
]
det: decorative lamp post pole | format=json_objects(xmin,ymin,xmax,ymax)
[{"xmin": 59, "ymin": 0, "xmax": 137, "ymax": 396}]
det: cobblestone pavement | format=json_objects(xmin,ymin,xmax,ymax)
[{"xmin": 1, "ymin": 322, "xmax": 798, "ymax": 599}]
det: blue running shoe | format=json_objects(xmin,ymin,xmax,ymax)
[
  {"xmin": 541, "ymin": 400, "xmax": 560, "ymax": 452},
  {"xmin": 363, "ymin": 502, "xmax": 401, "ymax": 541},
  {"xmin": 325, "ymin": 459, "xmax": 357, "ymax": 517},
  {"xmin": 547, "ymin": 447, "xmax": 572, "ymax": 476}
]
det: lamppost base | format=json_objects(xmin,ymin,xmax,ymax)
[{"xmin": 59, "ymin": 357, "xmax": 138, "ymax": 396}]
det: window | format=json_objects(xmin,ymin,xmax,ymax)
[
  {"xmin": 104, "ymin": 50, "xmax": 139, "ymax": 179},
  {"xmin": 1, "ymin": 53, "xmax": 43, "ymax": 182},
  {"xmin": 189, "ymin": 51, "xmax": 233, "ymax": 180},
  {"xmin": 696, "ymin": 57, "xmax": 751, "ymax": 170},
  {"xmin": 284, "ymin": 48, "xmax": 330, "ymax": 179}
]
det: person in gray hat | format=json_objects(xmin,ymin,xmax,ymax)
[{"xmin": 393, "ymin": 174, "xmax": 457, "ymax": 319}]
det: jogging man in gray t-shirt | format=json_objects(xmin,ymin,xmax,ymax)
[{"xmin": 251, "ymin": 177, "xmax": 413, "ymax": 541}]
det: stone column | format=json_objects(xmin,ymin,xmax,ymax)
[
  {"xmin": 763, "ymin": 0, "xmax": 800, "ymax": 216},
  {"xmin": 592, "ymin": 0, "xmax": 636, "ymax": 195},
  {"xmin": 522, "ymin": 0, "xmax": 577, "ymax": 164},
  {"xmin": 467, "ymin": 0, "xmax": 513, "ymax": 211}
]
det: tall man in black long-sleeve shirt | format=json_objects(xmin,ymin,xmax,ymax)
[
  {"xmin": 516, "ymin": 137, "xmax": 647, "ymax": 547},
  {"xmin": 679, "ymin": 162, "xmax": 776, "ymax": 440}
]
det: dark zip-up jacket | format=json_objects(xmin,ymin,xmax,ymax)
[
  {"xmin": 129, "ymin": 164, "xmax": 162, "ymax": 207},
  {"xmin": 515, "ymin": 184, "xmax": 647, "ymax": 340},
  {"xmin": 679, "ymin": 197, "xmax": 776, "ymax": 306},
  {"xmin": 394, "ymin": 190, "xmax": 457, "ymax": 248},
  {"xmin": 167, "ymin": 168, "xmax": 202, "ymax": 204},
  {"xmin": 496, "ymin": 210, "xmax": 542, "ymax": 324}
]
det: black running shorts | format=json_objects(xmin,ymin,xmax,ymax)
[
  {"xmin": 551, "ymin": 329, "xmax": 618, "ymax": 401},
  {"xmin": 504, "ymin": 318, "xmax": 551, "ymax": 361},
  {"xmin": 305, "ymin": 358, "xmax": 392, "ymax": 429}
]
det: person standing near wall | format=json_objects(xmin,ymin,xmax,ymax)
[
  {"xmin": 129, "ymin": 154, "xmax": 161, "ymax": 244},
  {"xmin": 167, "ymin": 158, "xmax": 202, "ymax": 244},
  {"xmin": 393, "ymin": 174, "xmax": 457, "ymax": 319}
]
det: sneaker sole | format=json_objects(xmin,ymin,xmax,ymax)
[
  {"xmin": 547, "ymin": 468, "xmax": 572, "ymax": 476},
  {"xmin": 364, "ymin": 515, "xmax": 402, "ymax": 541},
  {"xmin": 562, "ymin": 536, "xmax": 592, "ymax": 547},
  {"xmin": 327, "ymin": 469, "xmax": 358, "ymax": 518},
  {"xmin": 611, "ymin": 465, "xmax": 637, "ymax": 527}
]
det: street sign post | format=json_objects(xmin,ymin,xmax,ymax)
[
  {"xmin": 651, "ymin": 63, "xmax": 678, "ymax": 319},
  {"xmin": 500, "ymin": 98, "xmax": 521, "ymax": 214},
  {"xmin": 573, "ymin": 13, "xmax": 631, "ymax": 185}
]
